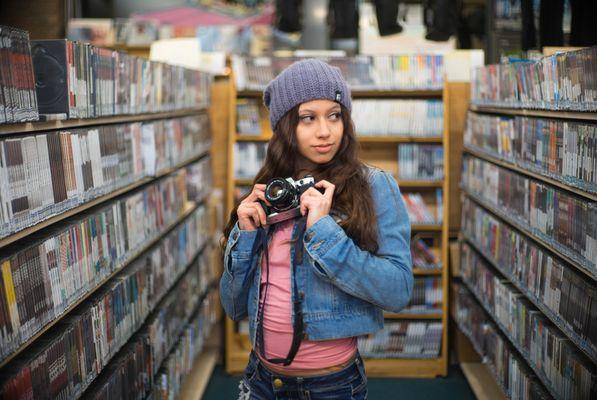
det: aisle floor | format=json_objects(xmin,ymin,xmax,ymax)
[{"xmin": 203, "ymin": 364, "xmax": 475, "ymax": 399}]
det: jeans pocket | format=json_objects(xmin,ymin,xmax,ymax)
[
  {"xmin": 351, "ymin": 357, "xmax": 368, "ymax": 396},
  {"xmin": 243, "ymin": 356, "xmax": 259, "ymax": 384}
]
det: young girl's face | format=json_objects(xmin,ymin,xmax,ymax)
[{"xmin": 295, "ymin": 99, "xmax": 344, "ymax": 166}]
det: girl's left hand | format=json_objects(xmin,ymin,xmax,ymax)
[{"xmin": 300, "ymin": 180, "xmax": 335, "ymax": 229}]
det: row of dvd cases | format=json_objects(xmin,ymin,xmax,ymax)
[
  {"xmin": 457, "ymin": 48, "xmax": 596, "ymax": 400},
  {"xmin": 0, "ymin": 26, "xmax": 219, "ymax": 400}
]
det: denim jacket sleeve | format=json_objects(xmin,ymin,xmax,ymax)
[
  {"xmin": 302, "ymin": 169, "xmax": 413, "ymax": 312},
  {"xmin": 220, "ymin": 222, "xmax": 260, "ymax": 320}
]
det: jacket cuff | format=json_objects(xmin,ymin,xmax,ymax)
[
  {"xmin": 229, "ymin": 222, "xmax": 259, "ymax": 252},
  {"xmin": 303, "ymin": 215, "xmax": 344, "ymax": 256}
]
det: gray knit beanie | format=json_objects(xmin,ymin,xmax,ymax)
[{"xmin": 263, "ymin": 59, "xmax": 352, "ymax": 130}]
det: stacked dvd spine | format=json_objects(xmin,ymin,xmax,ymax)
[
  {"xmin": 30, "ymin": 39, "xmax": 211, "ymax": 120},
  {"xmin": 232, "ymin": 55, "xmax": 444, "ymax": 92},
  {"xmin": 453, "ymin": 283, "xmax": 551, "ymax": 400},
  {"xmin": 358, "ymin": 321, "xmax": 443, "ymax": 359},
  {"xmin": 0, "ymin": 203, "xmax": 209, "ymax": 399},
  {"xmin": 0, "ymin": 25, "xmax": 39, "ymax": 124},
  {"xmin": 465, "ymin": 112, "xmax": 596, "ymax": 194},
  {"xmin": 471, "ymin": 47, "xmax": 597, "ymax": 111},
  {"xmin": 462, "ymin": 156, "xmax": 596, "ymax": 274},
  {"xmin": 459, "ymin": 242, "xmax": 595, "ymax": 400},
  {"xmin": 0, "ymin": 114, "xmax": 210, "ymax": 239},
  {"xmin": 353, "ymin": 100, "xmax": 443, "ymax": 137},
  {"xmin": 0, "ymin": 161, "xmax": 211, "ymax": 365}
]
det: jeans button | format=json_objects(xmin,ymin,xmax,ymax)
[{"xmin": 273, "ymin": 378, "xmax": 283, "ymax": 388}]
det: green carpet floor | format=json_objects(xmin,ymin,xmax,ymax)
[{"xmin": 203, "ymin": 364, "xmax": 476, "ymax": 399}]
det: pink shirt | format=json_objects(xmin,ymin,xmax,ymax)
[{"xmin": 258, "ymin": 219, "xmax": 357, "ymax": 371}]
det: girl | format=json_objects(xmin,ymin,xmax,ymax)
[{"xmin": 221, "ymin": 59, "xmax": 413, "ymax": 399}]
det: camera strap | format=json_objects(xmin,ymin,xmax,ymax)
[{"xmin": 255, "ymin": 217, "xmax": 307, "ymax": 366}]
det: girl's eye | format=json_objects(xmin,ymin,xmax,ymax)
[
  {"xmin": 300, "ymin": 115, "xmax": 314, "ymax": 123},
  {"xmin": 329, "ymin": 112, "xmax": 341, "ymax": 120}
]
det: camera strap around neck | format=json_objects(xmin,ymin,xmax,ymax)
[{"xmin": 255, "ymin": 217, "xmax": 307, "ymax": 366}]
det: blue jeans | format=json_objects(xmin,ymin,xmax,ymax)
[{"xmin": 238, "ymin": 351, "xmax": 368, "ymax": 400}]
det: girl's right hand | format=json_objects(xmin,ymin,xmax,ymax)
[{"xmin": 237, "ymin": 184, "xmax": 270, "ymax": 231}]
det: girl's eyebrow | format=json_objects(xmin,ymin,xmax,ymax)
[{"xmin": 299, "ymin": 106, "xmax": 342, "ymax": 114}]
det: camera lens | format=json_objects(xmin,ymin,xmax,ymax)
[{"xmin": 265, "ymin": 178, "xmax": 296, "ymax": 211}]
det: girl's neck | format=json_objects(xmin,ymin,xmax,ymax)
[{"xmin": 294, "ymin": 156, "xmax": 318, "ymax": 180}]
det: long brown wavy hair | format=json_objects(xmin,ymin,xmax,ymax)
[{"xmin": 222, "ymin": 104, "xmax": 379, "ymax": 253}]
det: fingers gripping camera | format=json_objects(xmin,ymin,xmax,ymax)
[{"xmin": 262, "ymin": 176, "xmax": 316, "ymax": 225}]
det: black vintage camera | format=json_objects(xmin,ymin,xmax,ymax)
[{"xmin": 262, "ymin": 176, "xmax": 316, "ymax": 224}]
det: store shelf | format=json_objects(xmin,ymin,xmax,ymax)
[
  {"xmin": 397, "ymin": 180, "xmax": 443, "ymax": 188},
  {"xmin": 179, "ymin": 324, "xmax": 221, "ymax": 400},
  {"xmin": 234, "ymin": 178, "xmax": 254, "ymax": 186},
  {"xmin": 0, "ymin": 108, "xmax": 208, "ymax": 136},
  {"xmin": 0, "ymin": 201, "xmax": 204, "ymax": 370},
  {"xmin": 413, "ymin": 268, "xmax": 442, "ymax": 275},
  {"xmin": 236, "ymin": 134, "xmax": 271, "ymax": 141},
  {"xmin": 363, "ymin": 357, "xmax": 446, "ymax": 378},
  {"xmin": 453, "ymin": 318, "xmax": 511, "ymax": 400},
  {"xmin": 469, "ymin": 104, "xmax": 597, "ymax": 121},
  {"xmin": 462, "ymin": 234, "xmax": 597, "ymax": 363},
  {"xmin": 66, "ymin": 245, "xmax": 212, "ymax": 399},
  {"xmin": 234, "ymin": 178, "xmax": 443, "ymax": 188},
  {"xmin": 179, "ymin": 347, "xmax": 219, "ymax": 400},
  {"xmin": 460, "ymin": 363, "xmax": 508, "ymax": 400},
  {"xmin": 225, "ymin": 80, "xmax": 459, "ymax": 379},
  {"xmin": 461, "ymin": 279, "xmax": 563, "ymax": 400},
  {"xmin": 411, "ymin": 224, "xmax": 443, "ymax": 232},
  {"xmin": 384, "ymin": 312, "xmax": 442, "ymax": 319},
  {"xmin": 0, "ymin": 151, "xmax": 209, "ymax": 249},
  {"xmin": 358, "ymin": 136, "xmax": 443, "ymax": 143},
  {"xmin": 464, "ymin": 146, "xmax": 597, "ymax": 201},
  {"xmin": 238, "ymin": 89, "xmax": 443, "ymax": 98},
  {"xmin": 462, "ymin": 190, "xmax": 596, "ymax": 280},
  {"xmin": 234, "ymin": 134, "xmax": 444, "ymax": 143}
]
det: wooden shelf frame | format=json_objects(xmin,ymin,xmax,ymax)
[
  {"xmin": 464, "ymin": 146, "xmax": 597, "ymax": 202},
  {"xmin": 234, "ymin": 178, "xmax": 443, "ymax": 188},
  {"xmin": 462, "ymin": 190, "xmax": 596, "ymax": 280},
  {"xmin": 238, "ymin": 89, "xmax": 443, "ymax": 99},
  {"xmin": 384, "ymin": 312, "xmax": 443, "ymax": 319},
  {"xmin": 235, "ymin": 134, "xmax": 444, "ymax": 143},
  {"xmin": 0, "ymin": 201, "xmax": 205, "ymax": 370},
  {"xmin": 413, "ymin": 268, "xmax": 442, "ymax": 275},
  {"xmin": 0, "ymin": 108, "xmax": 208, "ymax": 136},
  {"xmin": 0, "ymin": 151, "xmax": 210, "ymax": 249},
  {"xmin": 458, "ymin": 363, "xmax": 508, "ymax": 400},
  {"xmin": 462, "ymin": 234, "xmax": 597, "ymax": 363},
  {"xmin": 470, "ymin": 104, "xmax": 597, "ymax": 121}
]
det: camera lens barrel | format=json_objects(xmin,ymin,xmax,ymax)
[{"xmin": 265, "ymin": 178, "xmax": 296, "ymax": 211}]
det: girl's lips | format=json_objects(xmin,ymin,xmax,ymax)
[{"xmin": 313, "ymin": 144, "xmax": 333, "ymax": 154}]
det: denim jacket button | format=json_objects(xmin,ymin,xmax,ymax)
[
  {"xmin": 305, "ymin": 231, "xmax": 313, "ymax": 242},
  {"xmin": 232, "ymin": 231, "xmax": 239, "ymax": 240},
  {"xmin": 302, "ymin": 332, "xmax": 309, "ymax": 340},
  {"xmin": 298, "ymin": 291, "xmax": 304, "ymax": 300}
]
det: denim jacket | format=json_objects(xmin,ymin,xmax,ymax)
[{"xmin": 220, "ymin": 167, "xmax": 413, "ymax": 345}]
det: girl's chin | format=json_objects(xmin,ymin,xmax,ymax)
[{"xmin": 308, "ymin": 154, "xmax": 335, "ymax": 164}]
